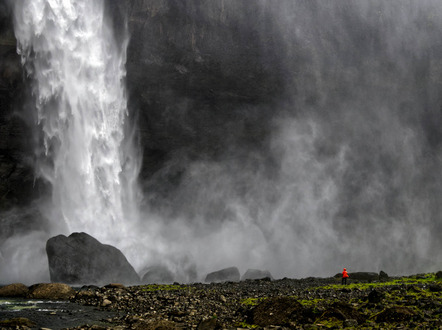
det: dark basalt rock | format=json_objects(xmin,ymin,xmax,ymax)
[
  {"xmin": 348, "ymin": 272, "xmax": 380, "ymax": 282},
  {"xmin": 197, "ymin": 318, "xmax": 220, "ymax": 330},
  {"xmin": 249, "ymin": 297, "xmax": 307, "ymax": 326},
  {"xmin": 320, "ymin": 301, "xmax": 365, "ymax": 323},
  {"xmin": 379, "ymin": 270, "xmax": 389, "ymax": 280},
  {"xmin": 204, "ymin": 267, "xmax": 240, "ymax": 283},
  {"xmin": 367, "ymin": 289, "xmax": 383, "ymax": 304},
  {"xmin": 46, "ymin": 232, "xmax": 140, "ymax": 285},
  {"xmin": 141, "ymin": 265, "xmax": 174, "ymax": 284},
  {"xmin": 241, "ymin": 269, "xmax": 273, "ymax": 281},
  {"xmin": 374, "ymin": 306, "xmax": 416, "ymax": 323}
]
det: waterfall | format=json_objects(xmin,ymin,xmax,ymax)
[{"xmin": 13, "ymin": 1, "xmax": 139, "ymax": 247}]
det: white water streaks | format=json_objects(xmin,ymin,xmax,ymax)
[{"xmin": 13, "ymin": 1, "xmax": 139, "ymax": 248}]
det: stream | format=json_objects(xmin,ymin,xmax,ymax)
[{"xmin": 0, "ymin": 298, "xmax": 117, "ymax": 329}]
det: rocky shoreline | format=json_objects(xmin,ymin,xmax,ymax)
[{"xmin": 2, "ymin": 272, "xmax": 442, "ymax": 329}]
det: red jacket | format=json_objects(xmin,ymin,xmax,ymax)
[{"xmin": 342, "ymin": 269, "xmax": 349, "ymax": 278}]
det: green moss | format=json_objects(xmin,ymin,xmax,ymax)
[
  {"xmin": 236, "ymin": 321, "xmax": 258, "ymax": 328},
  {"xmin": 240, "ymin": 297, "xmax": 265, "ymax": 306},
  {"xmin": 297, "ymin": 298, "xmax": 325, "ymax": 314},
  {"xmin": 314, "ymin": 317, "xmax": 343, "ymax": 328},
  {"xmin": 315, "ymin": 273, "xmax": 441, "ymax": 291},
  {"xmin": 140, "ymin": 284, "xmax": 184, "ymax": 292}
]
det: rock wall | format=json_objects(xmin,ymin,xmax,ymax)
[
  {"xmin": 0, "ymin": 0, "xmax": 37, "ymax": 210},
  {"xmin": 0, "ymin": 0, "xmax": 287, "ymax": 210},
  {"xmin": 124, "ymin": 1, "xmax": 285, "ymax": 173}
]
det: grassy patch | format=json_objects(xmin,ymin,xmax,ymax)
[
  {"xmin": 315, "ymin": 273, "xmax": 441, "ymax": 291},
  {"xmin": 296, "ymin": 298, "xmax": 325, "ymax": 315},
  {"xmin": 235, "ymin": 321, "xmax": 258, "ymax": 328},
  {"xmin": 140, "ymin": 284, "xmax": 184, "ymax": 292},
  {"xmin": 240, "ymin": 297, "xmax": 265, "ymax": 306},
  {"xmin": 314, "ymin": 317, "xmax": 343, "ymax": 328}
]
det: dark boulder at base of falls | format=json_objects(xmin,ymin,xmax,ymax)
[
  {"xmin": 204, "ymin": 267, "xmax": 240, "ymax": 283},
  {"xmin": 46, "ymin": 232, "xmax": 140, "ymax": 285},
  {"xmin": 141, "ymin": 265, "xmax": 174, "ymax": 284},
  {"xmin": 241, "ymin": 269, "xmax": 273, "ymax": 281}
]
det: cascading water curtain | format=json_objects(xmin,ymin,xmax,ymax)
[{"xmin": 13, "ymin": 0, "xmax": 139, "ymax": 247}]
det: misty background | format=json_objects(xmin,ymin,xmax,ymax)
[{"xmin": 1, "ymin": 0, "xmax": 442, "ymax": 283}]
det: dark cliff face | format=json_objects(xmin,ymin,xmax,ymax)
[
  {"xmin": 124, "ymin": 1, "xmax": 286, "ymax": 173},
  {"xmin": 0, "ymin": 0, "xmax": 38, "ymax": 210}
]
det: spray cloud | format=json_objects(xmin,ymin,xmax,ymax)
[{"xmin": 3, "ymin": 0, "xmax": 442, "ymax": 283}]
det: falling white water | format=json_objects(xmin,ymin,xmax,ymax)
[{"xmin": 13, "ymin": 1, "xmax": 139, "ymax": 249}]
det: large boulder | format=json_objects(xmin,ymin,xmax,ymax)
[
  {"xmin": 241, "ymin": 269, "xmax": 273, "ymax": 281},
  {"xmin": 141, "ymin": 265, "xmax": 174, "ymax": 284},
  {"xmin": 249, "ymin": 297, "xmax": 307, "ymax": 326},
  {"xmin": 349, "ymin": 272, "xmax": 380, "ymax": 282},
  {"xmin": 46, "ymin": 232, "xmax": 140, "ymax": 285},
  {"xmin": 204, "ymin": 267, "xmax": 240, "ymax": 283},
  {"xmin": 28, "ymin": 283, "xmax": 75, "ymax": 300},
  {"xmin": 0, "ymin": 283, "xmax": 28, "ymax": 297}
]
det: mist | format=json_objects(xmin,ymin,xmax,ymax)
[
  {"xmin": 135, "ymin": 0, "xmax": 442, "ymax": 279},
  {"xmin": 1, "ymin": 0, "xmax": 442, "ymax": 283}
]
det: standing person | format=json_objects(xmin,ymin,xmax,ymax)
[{"xmin": 342, "ymin": 268, "xmax": 349, "ymax": 285}]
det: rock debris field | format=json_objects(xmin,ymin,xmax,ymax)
[{"xmin": 2, "ymin": 272, "xmax": 442, "ymax": 329}]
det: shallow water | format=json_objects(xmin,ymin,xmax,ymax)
[{"xmin": 0, "ymin": 298, "xmax": 117, "ymax": 329}]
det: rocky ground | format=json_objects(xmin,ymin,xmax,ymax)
[{"xmin": 2, "ymin": 273, "xmax": 442, "ymax": 329}]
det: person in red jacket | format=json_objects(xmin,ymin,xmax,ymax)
[{"xmin": 342, "ymin": 268, "xmax": 349, "ymax": 285}]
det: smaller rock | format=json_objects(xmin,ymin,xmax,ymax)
[
  {"xmin": 344, "ymin": 319, "xmax": 358, "ymax": 327},
  {"xmin": 349, "ymin": 272, "xmax": 379, "ymax": 282},
  {"xmin": 197, "ymin": 318, "xmax": 219, "ymax": 330},
  {"xmin": 76, "ymin": 290, "xmax": 96, "ymax": 299},
  {"xmin": 104, "ymin": 283, "xmax": 126, "ymax": 289},
  {"xmin": 205, "ymin": 267, "xmax": 240, "ymax": 283},
  {"xmin": 435, "ymin": 271, "xmax": 442, "ymax": 279},
  {"xmin": 241, "ymin": 269, "xmax": 273, "ymax": 281},
  {"xmin": 0, "ymin": 317, "xmax": 36, "ymax": 327},
  {"xmin": 250, "ymin": 297, "xmax": 305, "ymax": 326},
  {"xmin": 28, "ymin": 283, "xmax": 75, "ymax": 300},
  {"xmin": 0, "ymin": 283, "xmax": 29, "ymax": 297},
  {"xmin": 102, "ymin": 298, "xmax": 112, "ymax": 307},
  {"xmin": 379, "ymin": 270, "xmax": 389, "ymax": 280},
  {"xmin": 375, "ymin": 306, "xmax": 415, "ymax": 323},
  {"xmin": 429, "ymin": 284, "xmax": 442, "ymax": 292},
  {"xmin": 367, "ymin": 289, "xmax": 383, "ymax": 304},
  {"xmin": 80, "ymin": 285, "xmax": 100, "ymax": 291},
  {"xmin": 134, "ymin": 319, "xmax": 176, "ymax": 329}
]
